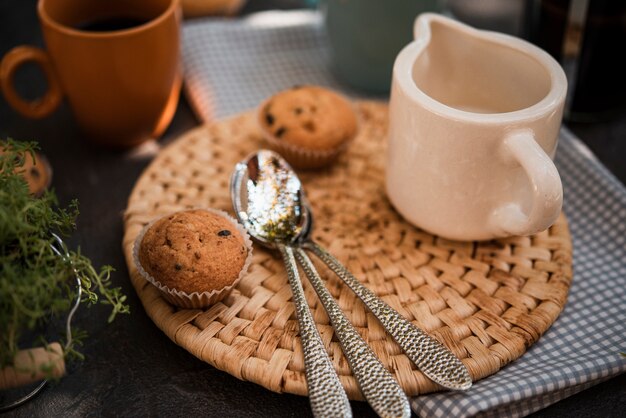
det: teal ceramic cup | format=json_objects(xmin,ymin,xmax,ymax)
[{"xmin": 321, "ymin": 0, "xmax": 441, "ymax": 94}]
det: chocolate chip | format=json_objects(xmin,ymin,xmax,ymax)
[
  {"xmin": 29, "ymin": 167, "xmax": 40, "ymax": 178},
  {"xmin": 174, "ymin": 263, "xmax": 182, "ymax": 270},
  {"xmin": 265, "ymin": 113, "xmax": 275, "ymax": 126},
  {"xmin": 303, "ymin": 121, "xmax": 316, "ymax": 133},
  {"xmin": 194, "ymin": 252, "xmax": 201, "ymax": 260},
  {"xmin": 275, "ymin": 127, "xmax": 286, "ymax": 138},
  {"xmin": 218, "ymin": 230, "xmax": 231, "ymax": 237},
  {"xmin": 294, "ymin": 107, "xmax": 303, "ymax": 115},
  {"xmin": 292, "ymin": 84, "xmax": 302, "ymax": 90}
]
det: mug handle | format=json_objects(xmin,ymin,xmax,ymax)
[
  {"xmin": 489, "ymin": 130, "xmax": 563, "ymax": 237},
  {"xmin": 0, "ymin": 46, "xmax": 63, "ymax": 119}
]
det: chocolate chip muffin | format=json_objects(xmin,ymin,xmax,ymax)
[
  {"xmin": 0, "ymin": 147, "xmax": 52, "ymax": 196},
  {"xmin": 134, "ymin": 209, "xmax": 253, "ymax": 308},
  {"xmin": 21, "ymin": 152, "xmax": 52, "ymax": 196},
  {"xmin": 258, "ymin": 86, "xmax": 358, "ymax": 169}
]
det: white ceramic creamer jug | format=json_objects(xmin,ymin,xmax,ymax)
[{"xmin": 386, "ymin": 13, "xmax": 567, "ymax": 241}]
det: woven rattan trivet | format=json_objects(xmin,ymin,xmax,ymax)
[{"xmin": 123, "ymin": 102, "xmax": 572, "ymax": 399}]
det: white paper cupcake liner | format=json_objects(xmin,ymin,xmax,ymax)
[{"xmin": 132, "ymin": 208, "xmax": 254, "ymax": 309}]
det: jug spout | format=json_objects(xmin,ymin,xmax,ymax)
[
  {"xmin": 413, "ymin": 12, "xmax": 489, "ymax": 46},
  {"xmin": 413, "ymin": 12, "xmax": 441, "ymax": 44}
]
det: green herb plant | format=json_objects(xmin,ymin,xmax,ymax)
[{"xmin": 0, "ymin": 139, "xmax": 130, "ymax": 373}]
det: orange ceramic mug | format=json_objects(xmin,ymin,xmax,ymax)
[{"xmin": 0, "ymin": 0, "xmax": 182, "ymax": 148}]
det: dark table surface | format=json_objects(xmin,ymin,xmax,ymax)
[{"xmin": 1, "ymin": 0, "xmax": 625, "ymax": 416}]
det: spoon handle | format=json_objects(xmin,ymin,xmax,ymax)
[
  {"xmin": 277, "ymin": 244, "xmax": 352, "ymax": 418},
  {"xmin": 303, "ymin": 241, "xmax": 473, "ymax": 391},
  {"xmin": 294, "ymin": 248, "xmax": 411, "ymax": 418}
]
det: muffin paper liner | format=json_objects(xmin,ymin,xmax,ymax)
[{"xmin": 133, "ymin": 208, "xmax": 254, "ymax": 309}]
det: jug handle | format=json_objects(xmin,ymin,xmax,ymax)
[{"xmin": 489, "ymin": 130, "xmax": 563, "ymax": 237}]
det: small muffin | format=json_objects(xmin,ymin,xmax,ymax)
[
  {"xmin": 133, "ymin": 209, "xmax": 253, "ymax": 308},
  {"xmin": 0, "ymin": 147, "xmax": 52, "ymax": 196},
  {"xmin": 20, "ymin": 152, "xmax": 51, "ymax": 196},
  {"xmin": 258, "ymin": 86, "xmax": 358, "ymax": 169}
]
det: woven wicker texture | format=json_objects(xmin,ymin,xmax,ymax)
[{"xmin": 122, "ymin": 102, "xmax": 573, "ymax": 399}]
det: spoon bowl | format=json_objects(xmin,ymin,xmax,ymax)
[{"xmin": 231, "ymin": 150, "xmax": 309, "ymax": 248}]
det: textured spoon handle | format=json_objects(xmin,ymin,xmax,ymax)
[
  {"xmin": 277, "ymin": 245, "xmax": 352, "ymax": 418},
  {"xmin": 304, "ymin": 241, "xmax": 472, "ymax": 391},
  {"xmin": 294, "ymin": 248, "xmax": 411, "ymax": 418}
]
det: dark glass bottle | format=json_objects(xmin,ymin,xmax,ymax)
[
  {"xmin": 525, "ymin": 0, "xmax": 571, "ymax": 61},
  {"xmin": 526, "ymin": 0, "xmax": 626, "ymax": 121}
]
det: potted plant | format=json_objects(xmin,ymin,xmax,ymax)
[{"xmin": 0, "ymin": 140, "xmax": 129, "ymax": 406}]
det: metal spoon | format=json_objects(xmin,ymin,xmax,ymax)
[
  {"xmin": 299, "ymin": 204, "xmax": 473, "ymax": 391},
  {"xmin": 230, "ymin": 150, "xmax": 351, "ymax": 418},
  {"xmin": 293, "ymin": 248, "xmax": 411, "ymax": 418},
  {"xmin": 237, "ymin": 150, "xmax": 472, "ymax": 391}
]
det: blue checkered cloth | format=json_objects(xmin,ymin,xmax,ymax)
[{"xmin": 181, "ymin": 10, "xmax": 626, "ymax": 417}]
